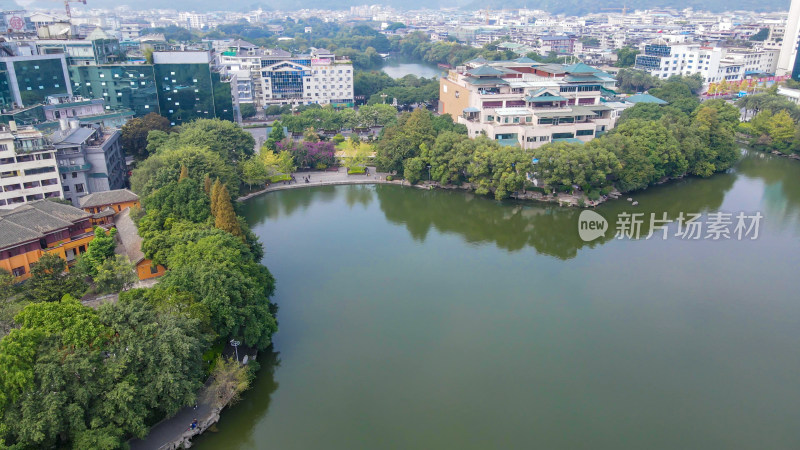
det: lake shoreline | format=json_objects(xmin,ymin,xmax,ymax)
[
  {"xmin": 236, "ymin": 172, "xmax": 619, "ymax": 207},
  {"xmin": 198, "ymin": 148, "xmax": 800, "ymax": 449}
]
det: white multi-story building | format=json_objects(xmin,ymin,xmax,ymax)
[
  {"xmin": 635, "ymin": 39, "xmax": 779, "ymax": 84},
  {"xmin": 178, "ymin": 13, "xmax": 208, "ymax": 30},
  {"xmin": 218, "ymin": 47, "xmax": 355, "ymax": 109},
  {"xmin": 0, "ymin": 122, "xmax": 63, "ymax": 209},
  {"xmin": 439, "ymin": 59, "xmax": 617, "ymax": 149}
]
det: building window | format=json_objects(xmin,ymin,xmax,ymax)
[
  {"xmin": 75, "ymin": 183, "xmax": 85, "ymax": 193},
  {"xmin": 12, "ymin": 266, "xmax": 26, "ymax": 277}
]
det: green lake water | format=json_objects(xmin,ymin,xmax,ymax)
[{"xmin": 195, "ymin": 151, "xmax": 800, "ymax": 449}]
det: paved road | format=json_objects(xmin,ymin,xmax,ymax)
[
  {"xmin": 128, "ymin": 389, "xmax": 213, "ymax": 450},
  {"xmin": 238, "ymin": 166, "xmax": 397, "ymax": 201},
  {"xmin": 243, "ymin": 126, "xmax": 268, "ymax": 155}
]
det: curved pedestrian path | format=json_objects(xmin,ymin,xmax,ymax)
[{"xmin": 237, "ymin": 166, "xmax": 404, "ymax": 201}]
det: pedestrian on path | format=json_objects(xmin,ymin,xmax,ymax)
[{"xmin": 189, "ymin": 418, "xmax": 198, "ymax": 431}]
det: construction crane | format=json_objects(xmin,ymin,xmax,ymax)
[{"xmin": 64, "ymin": 0, "xmax": 87, "ymax": 19}]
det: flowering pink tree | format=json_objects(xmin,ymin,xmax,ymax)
[{"xmin": 277, "ymin": 139, "xmax": 336, "ymax": 169}]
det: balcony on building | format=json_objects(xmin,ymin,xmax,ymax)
[{"xmin": 462, "ymin": 107, "xmax": 480, "ymax": 121}]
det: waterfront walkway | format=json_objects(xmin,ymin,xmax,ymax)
[
  {"xmin": 128, "ymin": 385, "xmax": 214, "ymax": 450},
  {"xmin": 237, "ymin": 166, "xmax": 402, "ymax": 201}
]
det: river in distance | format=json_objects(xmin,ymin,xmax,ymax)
[
  {"xmin": 379, "ymin": 58, "xmax": 444, "ymax": 79},
  {"xmin": 195, "ymin": 150, "xmax": 800, "ymax": 449}
]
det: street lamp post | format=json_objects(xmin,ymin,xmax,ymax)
[{"xmin": 230, "ymin": 339, "xmax": 241, "ymax": 363}]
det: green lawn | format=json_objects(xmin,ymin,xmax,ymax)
[
  {"xmin": 347, "ymin": 167, "xmax": 366, "ymax": 175},
  {"xmin": 335, "ymin": 142, "xmax": 374, "ymax": 156},
  {"xmin": 269, "ymin": 174, "xmax": 292, "ymax": 183}
]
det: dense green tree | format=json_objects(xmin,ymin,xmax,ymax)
[
  {"xmin": 366, "ymin": 76, "xmax": 440, "ymax": 106},
  {"xmin": 241, "ymin": 156, "xmax": 271, "ymax": 189},
  {"xmin": 161, "ymin": 230, "xmax": 277, "ymax": 349},
  {"xmin": 80, "ymin": 227, "xmax": 118, "ymax": 277},
  {"xmin": 240, "ymin": 103, "xmax": 257, "ymax": 119},
  {"xmin": 403, "ymin": 156, "xmax": 427, "ymax": 184},
  {"xmin": 686, "ymin": 105, "xmax": 739, "ymax": 175},
  {"xmin": 120, "ymin": 113, "xmax": 171, "ymax": 161},
  {"xmin": 531, "ymin": 141, "xmax": 620, "ymax": 192},
  {"xmin": 432, "ymin": 113, "xmax": 468, "ymax": 135},
  {"xmin": 0, "ymin": 295, "xmax": 209, "ymax": 448},
  {"xmin": 386, "ymin": 22, "xmax": 406, "ymax": 31},
  {"xmin": 376, "ymin": 108, "xmax": 436, "ymax": 173},
  {"xmin": 619, "ymin": 103, "xmax": 673, "ymax": 122},
  {"xmin": 0, "ymin": 269, "xmax": 23, "ymax": 339},
  {"xmin": 649, "ymin": 80, "xmax": 696, "ymax": 105},
  {"xmin": 616, "ymin": 68, "xmax": 660, "ymax": 93},
  {"xmin": 613, "ymin": 118, "xmax": 687, "ymax": 184},
  {"xmin": 265, "ymin": 121, "xmax": 286, "ymax": 151},
  {"xmin": 354, "ymin": 70, "xmax": 395, "ymax": 99},
  {"xmin": 421, "ymin": 131, "xmax": 473, "ymax": 185},
  {"xmin": 130, "ymin": 145, "xmax": 237, "ymax": 198},
  {"xmin": 357, "ymin": 103, "xmax": 398, "ymax": 127},
  {"xmin": 467, "ymin": 137, "xmax": 532, "ymax": 200},
  {"xmin": 96, "ymin": 296, "xmax": 209, "ymax": 419},
  {"xmin": 23, "ymin": 253, "xmax": 86, "ymax": 303},
  {"xmin": 141, "ymin": 178, "xmax": 211, "ymax": 228},
  {"xmin": 615, "ymin": 47, "xmax": 639, "ymax": 67},
  {"xmin": 93, "ymin": 255, "xmax": 137, "ymax": 294},
  {"xmin": 596, "ymin": 133, "xmax": 655, "ymax": 192},
  {"xmin": 145, "ymin": 129, "xmax": 172, "ymax": 155},
  {"xmin": 0, "ymin": 268, "xmax": 14, "ymax": 301},
  {"xmin": 172, "ymin": 119, "xmax": 255, "ymax": 163}
]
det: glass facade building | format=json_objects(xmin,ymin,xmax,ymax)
[
  {"xmin": 69, "ymin": 65, "xmax": 158, "ymax": 117},
  {"xmin": 0, "ymin": 56, "xmax": 71, "ymax": 108},
  {"xmin": 69, "ymin": 63, "xmax": 233, "ymax": 124},
  {"xmin": 2, "ymin": 52, "xmax": 234, "ymax": 126},
  {"xmin": 154, "ymin": 63, "xmax": 233, "ymax": 124}
]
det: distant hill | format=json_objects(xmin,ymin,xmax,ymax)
[
  {"xmin": 462, "ymin": 0, "xmax": 790, "ymax": 14},
  {"xmin": 23, "ymin": 0, "xmax": 791, "ymax": 13}
]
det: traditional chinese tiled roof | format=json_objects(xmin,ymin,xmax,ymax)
[
  {"xmin": 0, "ymin": 200, "xmax": 90, "ymax": 250},
  {"xmin": 79, "ymin": 189, "xmax": 139, "ymax": 209}
]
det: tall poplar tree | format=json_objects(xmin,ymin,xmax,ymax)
[
  {"xmin": 203, "ymin": 173, "xmax": 211, "ymax": 195},
  {"xmin": 210, "ymin": 179, "xmax": 222, "ymax": 218},
  {"xmin": 213, "ymin": 184, "xmax": 243, "ymax": 238}
]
